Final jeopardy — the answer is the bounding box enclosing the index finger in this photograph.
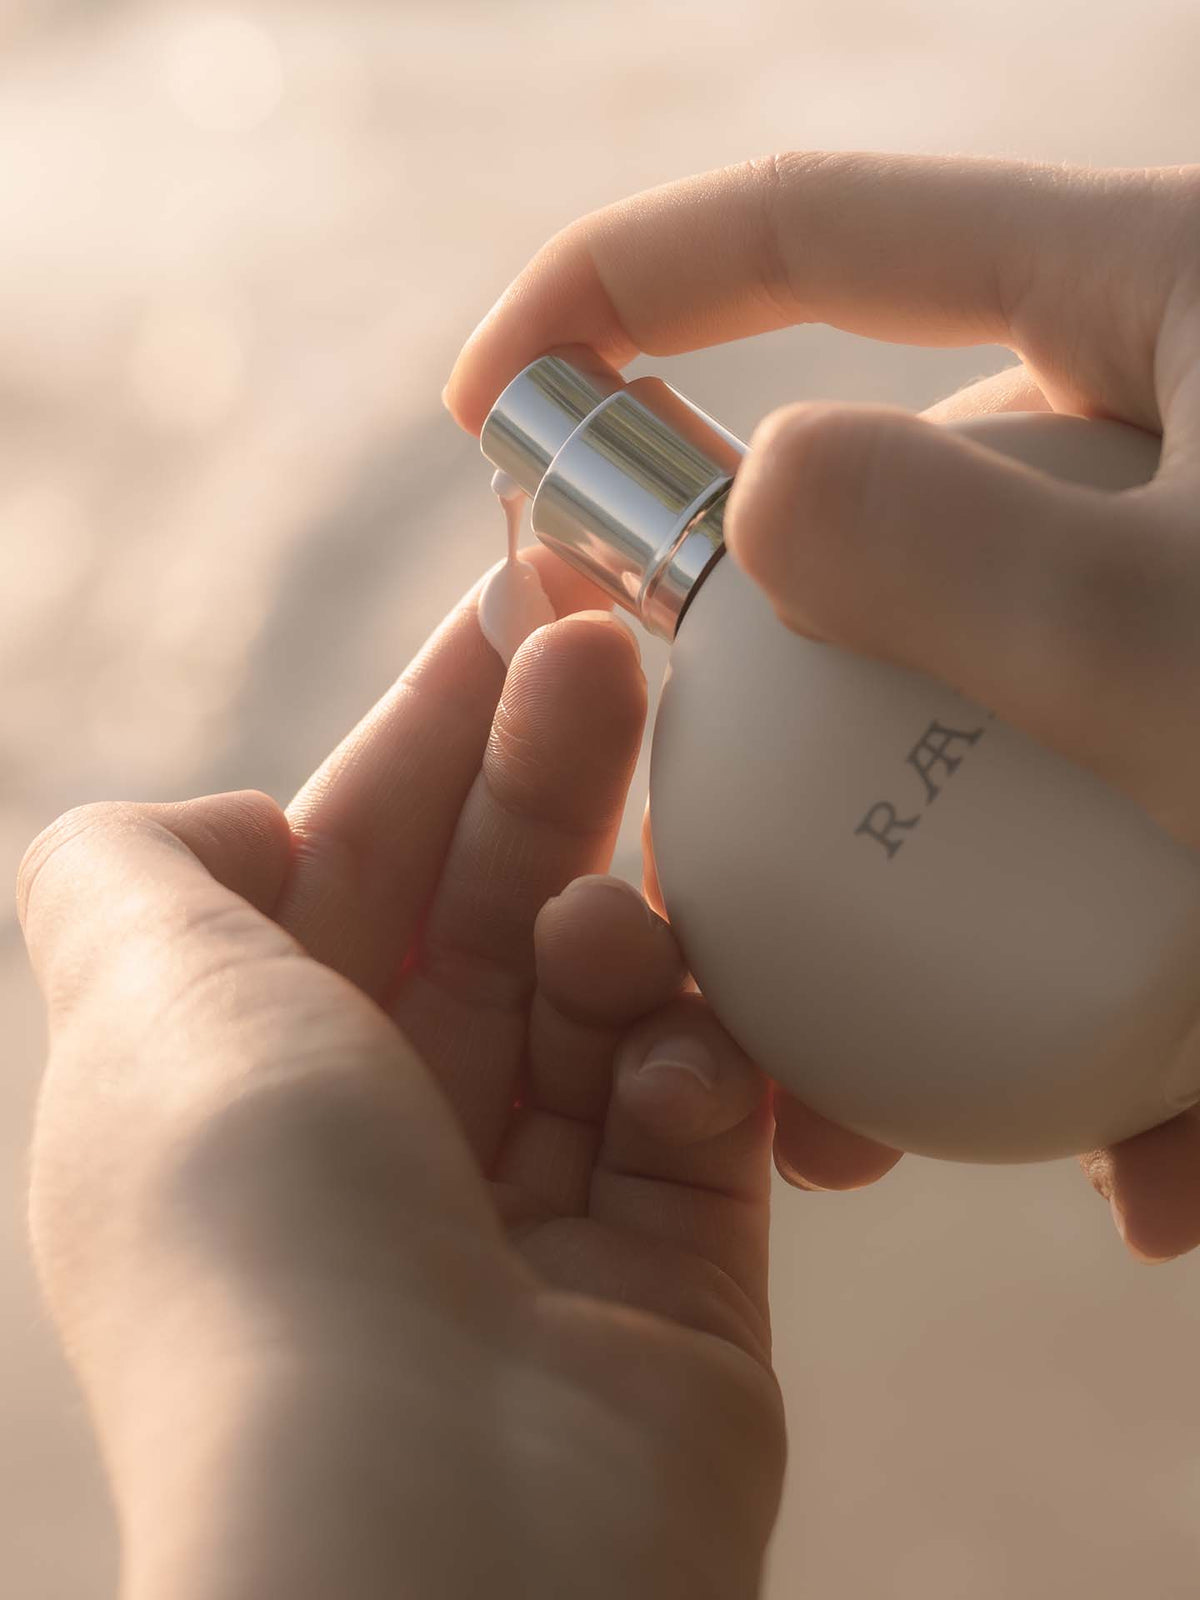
[279,544,612,999]
[444,152,1148,433]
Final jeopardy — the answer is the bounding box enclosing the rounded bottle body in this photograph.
[649,414,1200,1161]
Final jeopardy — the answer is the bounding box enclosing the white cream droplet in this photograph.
[479,470,555,666]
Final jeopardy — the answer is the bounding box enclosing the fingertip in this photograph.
[519,545,616,618]
[511,607,643,689]
[1093,1112,1200,1265]
[559,608,643,669]
[773,1147,831,1191]
[1109,1194,1180,1265]
[490,612,647,835]
[725,401,919,638]
[443,289,514,434]
[443,223,639,438]
[772,1089,903,1192]
[535,875,684,1029]
[442,361,489,437]
[506,608,646,749]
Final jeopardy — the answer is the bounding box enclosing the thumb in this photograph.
[21,793,518,1368]
[723,402,1194,841]
[17,791,292,1022]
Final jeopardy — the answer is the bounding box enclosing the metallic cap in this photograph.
[480,348,746,638]
[480,346,625,493]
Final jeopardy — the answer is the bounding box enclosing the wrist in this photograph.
[112,1301,734,1600]
[115,1315,512,1600]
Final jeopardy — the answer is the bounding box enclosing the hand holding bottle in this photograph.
[445,153,1200,1262]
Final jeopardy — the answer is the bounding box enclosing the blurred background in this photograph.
[2,1,1199,1595]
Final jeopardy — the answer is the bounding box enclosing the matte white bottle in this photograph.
[481,349,1200,1162]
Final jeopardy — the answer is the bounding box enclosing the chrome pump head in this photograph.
[479,346,746,639]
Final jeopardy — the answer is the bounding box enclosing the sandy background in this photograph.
[2,2,1199,1595]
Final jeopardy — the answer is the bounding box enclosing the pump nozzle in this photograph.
[480,348,746,638]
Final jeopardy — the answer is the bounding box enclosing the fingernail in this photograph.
[774,1152,829,1192]
[630,1035,715,1090]
[1109,1195,1173,1264]
[440,382,453,412]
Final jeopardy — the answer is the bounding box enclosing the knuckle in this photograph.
[740,152,836,320]
[739,155,796,323]
[767,148,868,186]
[745,148,864,199]
[16,801,143,929]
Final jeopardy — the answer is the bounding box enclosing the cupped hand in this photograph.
[446,152,1200,1262]
[18,551,783,1600]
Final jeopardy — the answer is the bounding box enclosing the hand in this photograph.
[445,152,1200,1262]
[18,552,784,1600]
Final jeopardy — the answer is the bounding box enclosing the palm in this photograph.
[389,911,782,1597]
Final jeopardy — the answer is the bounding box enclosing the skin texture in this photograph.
[20,555,784,1600]
[18,151,1200,1600]
[446,152,1200,1265]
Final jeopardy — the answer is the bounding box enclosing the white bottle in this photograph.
[481,348,1200,1162]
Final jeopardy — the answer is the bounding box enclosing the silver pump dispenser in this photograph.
[479,346,747,639]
